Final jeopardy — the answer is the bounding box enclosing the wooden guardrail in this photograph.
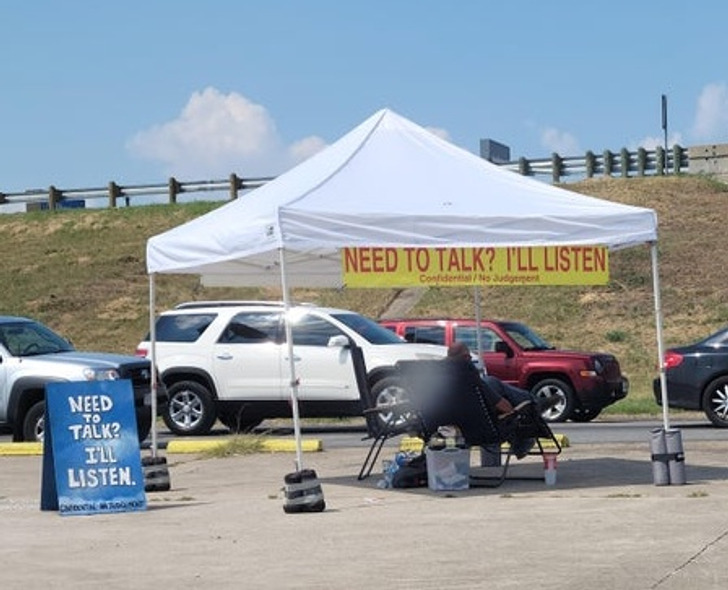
[0,145,693,211]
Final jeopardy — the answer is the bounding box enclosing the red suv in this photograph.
[379,318,628,423]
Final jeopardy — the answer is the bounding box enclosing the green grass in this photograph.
[1,175,726,420]
[201,435,265,458]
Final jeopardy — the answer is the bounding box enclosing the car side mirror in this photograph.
[494,341,514,358]
[327,335,351,348]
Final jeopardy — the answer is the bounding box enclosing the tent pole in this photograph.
[473,287,484,372]
[148,273,158,458]
[278,248,305,471]
[650,242,670,431]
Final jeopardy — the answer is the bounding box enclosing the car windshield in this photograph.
[0,320,75,357]
[502,321,554,351]
[332,313,407,345]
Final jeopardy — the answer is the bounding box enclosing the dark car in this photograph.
[653,326,728,427]
[380,318,628,423]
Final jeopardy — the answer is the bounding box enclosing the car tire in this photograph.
[570,407,601,422]
[369,376,410,429]
[531,378,575,423]
[702,376,728,428]
[22,400,46,442]
[163,381,217,436]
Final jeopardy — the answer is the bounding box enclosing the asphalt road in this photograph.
[3,416,726,448]
[276,417,728,448]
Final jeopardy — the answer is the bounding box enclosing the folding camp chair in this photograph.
[353,347,432,481]
[387,360,562,488]
[357,401,428,481]
[469,398,562,487]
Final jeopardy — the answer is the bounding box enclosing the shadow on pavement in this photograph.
[317,456,728,494]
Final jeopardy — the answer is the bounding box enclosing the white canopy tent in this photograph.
[146,108,670,469]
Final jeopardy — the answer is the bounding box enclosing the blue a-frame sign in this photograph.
[40,379,147,515]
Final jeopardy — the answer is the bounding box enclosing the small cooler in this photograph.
[425,446,470,491]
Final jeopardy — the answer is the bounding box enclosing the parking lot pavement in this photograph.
[2,440,728,589]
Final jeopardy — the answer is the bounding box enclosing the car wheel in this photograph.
[531,378,575,422]
[163,381,217,436]
[702,377,728,427]
[369,376,410,428]
[22,401,46,442]
[570,407,601,422]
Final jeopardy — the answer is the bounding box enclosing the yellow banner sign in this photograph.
[342,246,609,287]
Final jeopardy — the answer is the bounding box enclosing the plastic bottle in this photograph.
[543,453,557,485]
[395,451,409,466]
[379,459,395,488]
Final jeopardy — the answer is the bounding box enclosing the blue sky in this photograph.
[1,1,727,195]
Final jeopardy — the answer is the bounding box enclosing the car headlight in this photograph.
[593,358,604,374]
[82,368,120,381]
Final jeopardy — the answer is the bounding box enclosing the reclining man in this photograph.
[438,342,541,459]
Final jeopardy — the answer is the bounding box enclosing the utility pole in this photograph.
[661,94,668,174]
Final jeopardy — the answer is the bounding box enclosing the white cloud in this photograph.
[692,82,728,140]
[540,127,580,155]
[425,126,452,142]
[632,133,683,150]
[288,135,327,164]
[127,91,462,180]
[127,87,326,178]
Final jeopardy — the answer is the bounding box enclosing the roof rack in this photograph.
[174,301,286,310]
[173,300,318,310]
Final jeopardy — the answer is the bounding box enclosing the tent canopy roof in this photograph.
[147,108,657,287]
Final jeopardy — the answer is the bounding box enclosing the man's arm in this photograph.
[476,372,515,415]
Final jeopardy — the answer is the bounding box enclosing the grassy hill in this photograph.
[1,175,726,416]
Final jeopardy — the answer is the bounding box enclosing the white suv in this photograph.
[136,301,448,436]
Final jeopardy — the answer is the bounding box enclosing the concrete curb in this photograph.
[0,442,43,456]
[0,438,323,456]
